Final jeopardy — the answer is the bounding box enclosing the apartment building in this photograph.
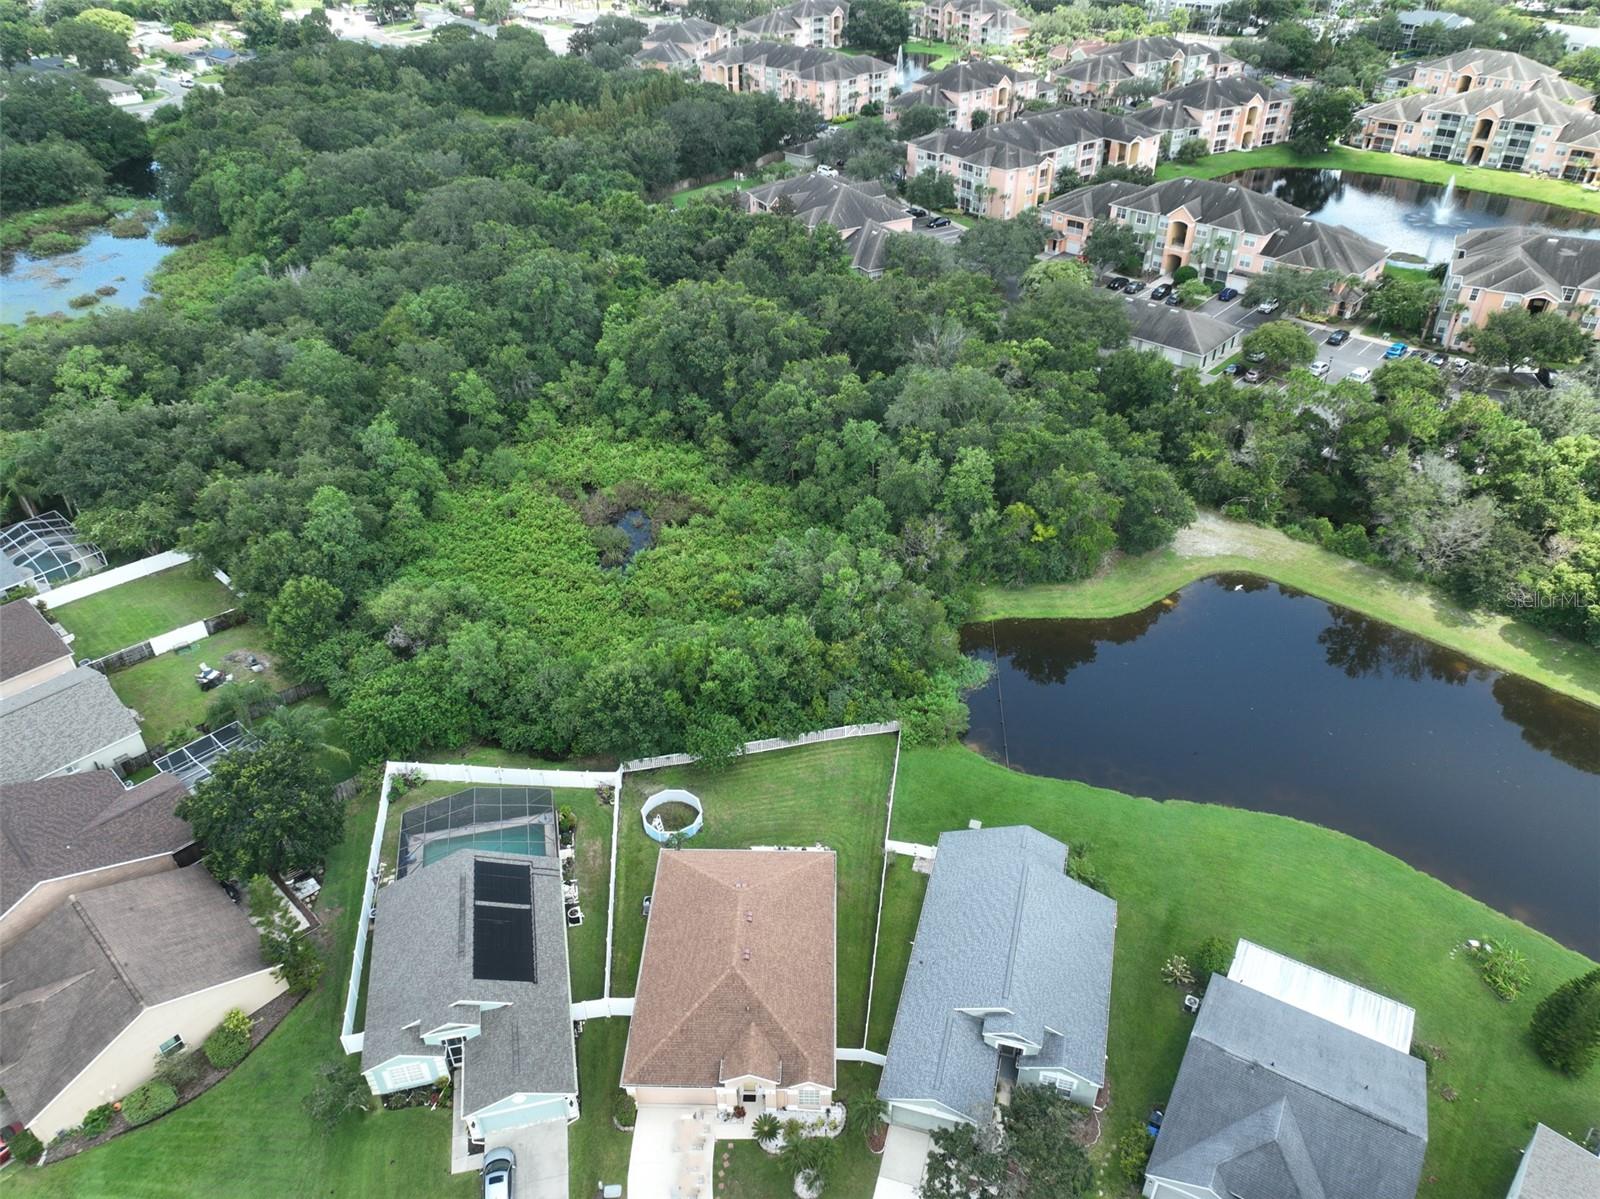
[738,173,915,276]
[905,107,1161,219]
[701,41,892,121]
[633,17,730,70]
[1433,227,1600,346]
[915,0,1030,47]
[1406,47,1594,108]
[1054,35,1243,106]
[888,59,1045,130]
[1394,8,1474,51]
[1134,76,1293,155]
[736,0,849,49]
[1355,87,1600,181]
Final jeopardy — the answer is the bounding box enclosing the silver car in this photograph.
[483,1147,515,1199]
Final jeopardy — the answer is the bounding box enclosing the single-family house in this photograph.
[1126,300,1242,370]
[889,59,1045,131]
[1406,48,1593,108]
[1548,22,1600,57]
[360,850,578,1141]
[622,849,836,1113]
[1394,8,1474,51]
[1143,940,1428,1199]
[0,600,75,700]
[914,0,1029,47]
[1133,75,1293,155]
[735,0,849,49]
[1504,1123,1600,1198]
[701,41,892,121]
[1434,227,1600,346]
[0,865,286,1142]
[739,173,915,276]
[879,827,1116,1134]
[1053,36,1242,107]
[0,770,193,942]
[93,77,140,106]
[0,665,147,786]
[1354,87,1600,181]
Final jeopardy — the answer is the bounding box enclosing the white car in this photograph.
[1256,299,1281,314]
[1347,366,1372,383]
[179,73,194,87]
[1309,360,1331,378]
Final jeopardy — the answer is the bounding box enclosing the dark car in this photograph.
[1428,352,1447,367]
[1150,282,1173,300]
[1124,279,1146,295]
[1325,329,1351,346]
[1217,287,1240,301]
[1106,276,1129,291]
[1164,291,1183,305]
[905,205,928,218]
[926,216,951,229]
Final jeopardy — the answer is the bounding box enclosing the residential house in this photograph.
[1505,1123,1600,1198]
[0,511,106,594]
[359,851,578,1143]
[191,45,251,69]
[1548,22,1600,56]
[1143,940,1428,1199]
[1126,299,1242,369]
[1039,177,1387,312]
[0,770,193,942]
[700,42,892,121]
[0,665,147,785]
[1133,75,1293,155]
[632,40,700,71]
[739,172,915,276]
[94,78,140,106]
[915,0,1030,47]
[0,600,75,700]
[878,827,1116,1134]
[1053,36,1242,107]
[621,849,835,1114]
[1354,88,1600,180]
[905,107,1162,220]
[640,17,730,59]
[1433,227,1600,346]
[889,59,1045,131]
[1394,8,1474,51]
[0,865,286,1142]
[1406,48,1594,107]
[735,0,849,49]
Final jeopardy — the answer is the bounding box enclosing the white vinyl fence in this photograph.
[28,550,218,608]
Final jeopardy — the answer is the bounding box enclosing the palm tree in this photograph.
[259,702,350,779]
[751,1111,782,1147]
[847,1093,888,1144]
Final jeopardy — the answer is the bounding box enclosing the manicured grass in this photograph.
[570,1016,632,1196]
[107,624,285,739]
[892,745,1600,1197]
[865,854,929,1054]
[8,777,475,1199]
[976,512,1600,709]
[1155,144,1600,214]
[672,177,742,207]
[610,737,896,1047]
[48,567,235,661]
[713,1064,885,1199]
[902,38,963,69]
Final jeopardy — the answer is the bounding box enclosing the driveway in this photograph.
[872,1125,932,1199]
[488,1119,570,1199]
[627,1104,714,1199]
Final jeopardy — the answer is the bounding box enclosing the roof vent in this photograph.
[745,911,754,922]
[742,949,752,961]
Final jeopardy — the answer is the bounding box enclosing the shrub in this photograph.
[1171,264,1199,286]
[108,216,150,239]
[612,1090,638,1128]
[94,285,118,296]
[303,1058,372,1128]
[1530,967,1600,1076]
[27,231,85,256]
[4,1127,43,1163]
[751,1111,782,1145]
[120,1081,178,1126]
[558,804,577,834]
[153,1048,208,1091]
[1191,935,1234,984]
[80,1103,115,1137]
[153,223,200,246]
[1473,942,1531,1001]
[1173,137,1209,164]
[203,1011,253,1069]
[1112,1122,1154,1184]
[67,293,101,309]
[1162,955,1195,988]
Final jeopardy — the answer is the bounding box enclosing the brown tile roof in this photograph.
[0,601,71,681]
[623,849,836,1090]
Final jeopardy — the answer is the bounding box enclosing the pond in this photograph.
[1,222,175,324]
[1222,167,1600,263]
[960,576,1600,955]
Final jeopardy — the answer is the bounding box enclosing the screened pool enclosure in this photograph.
[396,786,555,878]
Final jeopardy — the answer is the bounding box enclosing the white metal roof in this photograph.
[1227,939,1415,1054]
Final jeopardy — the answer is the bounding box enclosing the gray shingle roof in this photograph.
[634,41,697,66]
[361,851,577,1107]
[0,666,142,785]
[645,17,723,44]
[0,770,191,918]
[1147,975,1428,1199]
[1449,226,1600,296]
[1127,301,1239,357]
[878,827,1116,1124]
[0,600,71,681]
[1514,1123,1600,1198]
[705,40,890,80]
[1358,86,1600,145]
[910,106,1154,170]
[1412,47,1565,85]
[900,58,1037,101]
[0,865,267,1125]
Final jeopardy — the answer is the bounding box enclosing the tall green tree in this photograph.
[1242,322,1316,371]
[1241,267,1340,316]
[1083,221,1145,276]
[1287,85,1360,154]
[1465,307,1592,373]
[50,13,132,72]
[1530,967,1600,1076]
[843,0,911,59]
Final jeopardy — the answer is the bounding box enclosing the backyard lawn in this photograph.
[610,737,897,1047]
[891,745,1600,1197]
[711,1064,884,1199]
[865,854,929,1055]
[48,566,235,660]
[107,624,285,739]
[569,1017,632,1197]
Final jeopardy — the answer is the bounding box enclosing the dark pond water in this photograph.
[615,509,653,560]
[1224,168,1600,263]
[1,222,174,324]
[961,575,1600,954]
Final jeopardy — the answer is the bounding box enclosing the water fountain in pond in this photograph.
[1433,175,1457,226]
[896,43,907,88]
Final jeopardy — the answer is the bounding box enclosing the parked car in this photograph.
[1348,365,1373,383]
[926,216,951,229]
[1243,368,1263,383]
[1309,360,1331,378]
[180,73,195,87]
[1452,358,1472,375]
[1223,362,1240,376]
[1106,276,1129,291]
[483,1147,515,1199]
[1124,280,1146,295]
[1256,299,1281,314]
[1384,342,1408,359]
[1246,350,1267,364]
[815,164,838,177]
[1408,347,1428,359]
[905,205,928,218]
[1428,353,1447,367]
[1150,282,1173,300]
[1324,329,1350,346]
[1218,287,1240,301]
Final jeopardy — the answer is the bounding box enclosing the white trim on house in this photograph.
[0,846,188,924]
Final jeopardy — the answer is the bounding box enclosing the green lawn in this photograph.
[976,512,1600,709]
[672,177,743,207]
[713,1064,885,1199]
[8,779,475,1199]
[902,38,963,69]
[610,737,896,1047]
[1155,144,1600,214]
[107,624,285,740]
[891,745,1600,1197]
[865,854,929,1054]
[49,567,235,661]
[570,1017,632,1197]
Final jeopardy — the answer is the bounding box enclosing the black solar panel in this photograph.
[475,859,532,906]
[472,859,537,982]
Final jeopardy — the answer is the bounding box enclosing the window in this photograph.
[158,1034,185,1058]
[1468,287,1481,301]
[740,1088,758,1105]
[1563,287,1577,302]
[388,1061,433,1089]
[795,1087,822,1109]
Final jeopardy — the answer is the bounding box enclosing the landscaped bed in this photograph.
[48,567,236,661]
[711,1064,884,1199]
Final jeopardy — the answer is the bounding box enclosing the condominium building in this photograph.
[1394,8,1474,52]
[1054,35,1242,106]
[888,59,1046,131]
[735,0,849,49]
[905,108,1161,219]
[700,41,892,121]
[1133,76,1293,155]
[1433,227,1600,346]
[1405,48,1594,108]
[1355,88,1600,181]
[738,173,915,276]
[915,0,1030,47]
[633,18,731,70]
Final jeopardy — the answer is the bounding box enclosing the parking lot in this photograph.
[911,215,966,245]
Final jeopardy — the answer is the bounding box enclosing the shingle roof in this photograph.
[1263,218,1387,277]
[622,849,836,1090]
[1358,86,1600,144]
[705,40,889,80]
[1412,47,1564,84]
[1127,301,1239,357]
[361,851,577,1108]
[1514,1123,1600,1198]
[1448,226,1600,296]
[743,173,910,234]
[0,600,71,681]
[1141,75,1290,119]
[0,771,191,918]
[1038,179,1145,220]
[645,17,723,44]
[901,58,1037,100]
[1146,975,1428,1199]
[910,106,1154,170]
[878,827,1116,1124]
[0,866,267,1125]
[0,666,142,785]
[634,41,697,66]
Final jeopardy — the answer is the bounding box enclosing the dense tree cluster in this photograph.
[0,68,151,207]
